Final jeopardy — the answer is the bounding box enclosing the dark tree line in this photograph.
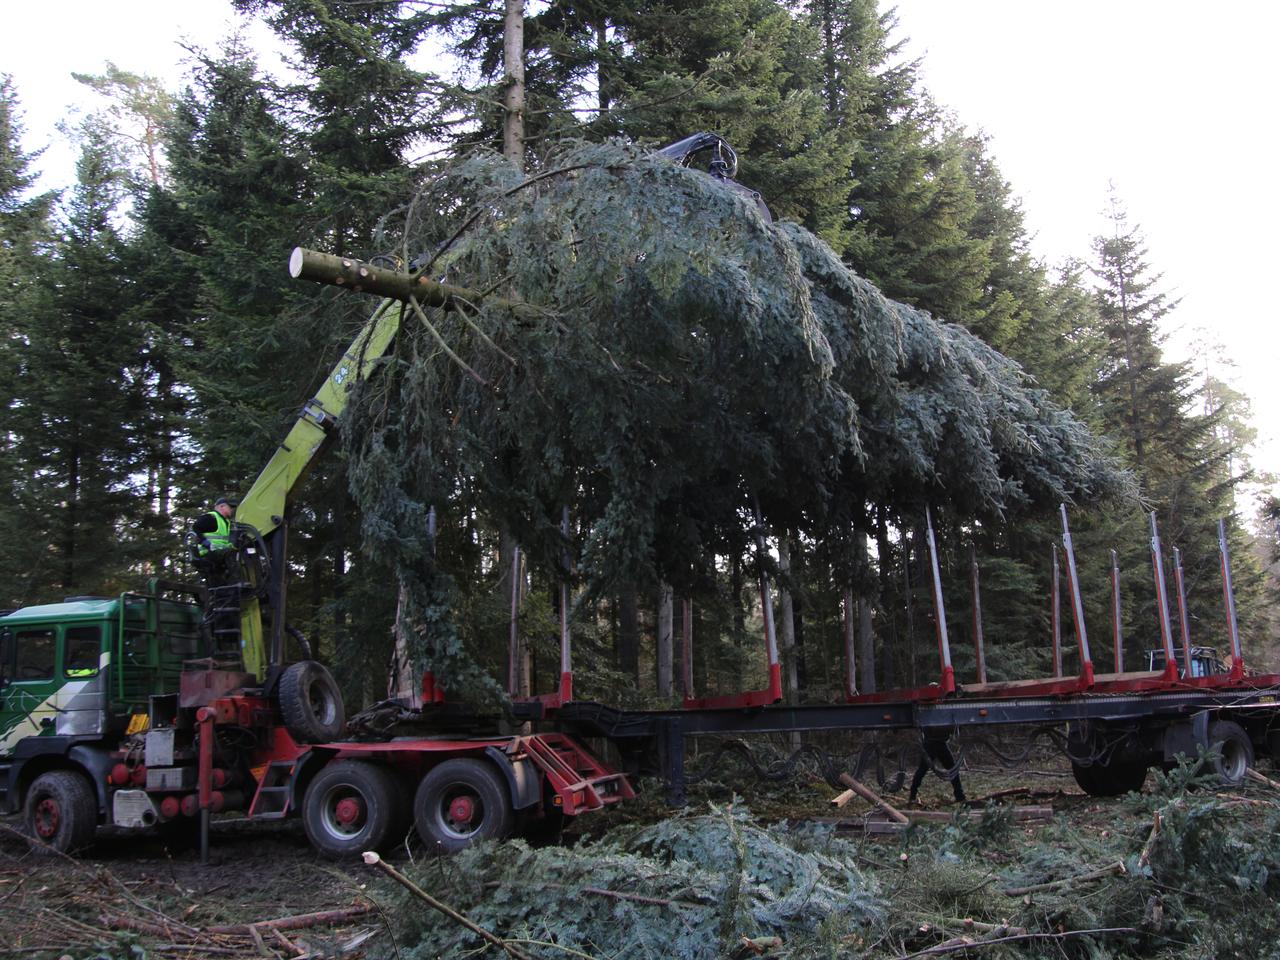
[0,0,1273,706]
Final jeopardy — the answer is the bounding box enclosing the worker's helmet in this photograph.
[214,496,239,508]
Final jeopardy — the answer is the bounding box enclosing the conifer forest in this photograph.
[2,2,1280,958]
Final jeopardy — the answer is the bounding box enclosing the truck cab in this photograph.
[0,583,204,830]
[1145,646,1228,678]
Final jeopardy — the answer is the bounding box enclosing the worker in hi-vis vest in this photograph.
[191,496,239,587]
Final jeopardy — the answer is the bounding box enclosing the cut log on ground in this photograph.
[1002,860,1126,897]
[838,773,910,824]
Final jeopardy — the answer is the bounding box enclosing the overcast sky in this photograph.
[5,0,1278,507]
[889,0,1280,503]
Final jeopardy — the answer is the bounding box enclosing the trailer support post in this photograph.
[1111,549,1123,673]
[558,506,573,703]
[1060,505,1094,686]
[924,507,955,693]
[1051,545,1062,678]
[1173,546,1193,679]
[1218,519,1245,680]
[1149,513,1178,680]
[970,545,987,684]
[658,717,686,807]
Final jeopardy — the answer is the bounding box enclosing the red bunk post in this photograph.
[924,507,956,694]
[969,545,987,684]
[1218,519,1245,681]
[1059,505,1094,688]
[1172,546,1194,679]
[1111,549,1123,673]
[1050,544,1062,678]
[557,506,573,704]
[1149,512,1179,681]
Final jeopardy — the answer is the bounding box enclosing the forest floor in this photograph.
[2,750,1279,960]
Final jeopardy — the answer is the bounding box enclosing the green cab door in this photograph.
[0,625,60,755]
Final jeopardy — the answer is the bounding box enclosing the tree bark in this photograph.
[656,583,673,697]
[502,0,525,167]
[618,582,640,683]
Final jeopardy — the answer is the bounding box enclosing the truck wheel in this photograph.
[1207,720,1253,786]
[302,760,404,859]
[414,759,513,854]
[279,660,345,743]
[26,771,97,854]
[1071,758,1146,797]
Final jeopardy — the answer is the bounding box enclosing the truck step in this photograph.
[519,734,636,816]
[248,761,296,819]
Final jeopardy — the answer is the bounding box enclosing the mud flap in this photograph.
[485,746,540,811]
[1162,711,1210,764]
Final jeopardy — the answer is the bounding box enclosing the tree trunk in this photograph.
[596,20,610,114]
[618,582,640,683]
[858,597,875,694]
[656,583,673,697]
[502,0,525,166]
[62,439,80,590]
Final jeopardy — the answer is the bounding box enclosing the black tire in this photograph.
[1071,758,1147,797]
[279,660,345,743]
[413,758,513,854]
[1207,719,1253,786]
[302,760,404,859]
[26,771,97,854]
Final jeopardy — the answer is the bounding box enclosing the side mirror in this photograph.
[0,628,10,688]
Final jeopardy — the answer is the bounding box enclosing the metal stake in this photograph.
[1050,544,1062,678]
[924,507,955,692]
[559,506,573,702]
[1110,549,1123,673]
[1172,546,1193,679]
[1060,505,1093,684]
[1218,519,1244,678]
[970,545,987,684]
[1149,513,1177,678]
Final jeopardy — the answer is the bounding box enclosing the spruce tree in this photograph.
[0,76,57,607]
[7,120,141,596]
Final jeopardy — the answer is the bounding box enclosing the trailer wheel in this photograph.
[26,771,97,854]
[414,758,513,854]
[302,760,404,859]
[279,660,345,743]
[1207,720,1253,786]
[1071,758,1147,797]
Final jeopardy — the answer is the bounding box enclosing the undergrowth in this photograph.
[376,770,1280,960]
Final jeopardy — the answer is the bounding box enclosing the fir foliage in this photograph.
[339,141,1128,699]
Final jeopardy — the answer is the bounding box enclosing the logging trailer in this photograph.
[2,137,1279,861]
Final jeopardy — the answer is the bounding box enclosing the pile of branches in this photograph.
[377,766,1280,959]
[339,142,1131,699]
[0,825,376,958]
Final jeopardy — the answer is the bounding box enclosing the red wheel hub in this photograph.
[334,797,363,826]
[34,798,60,839]
[448,795,476,825]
